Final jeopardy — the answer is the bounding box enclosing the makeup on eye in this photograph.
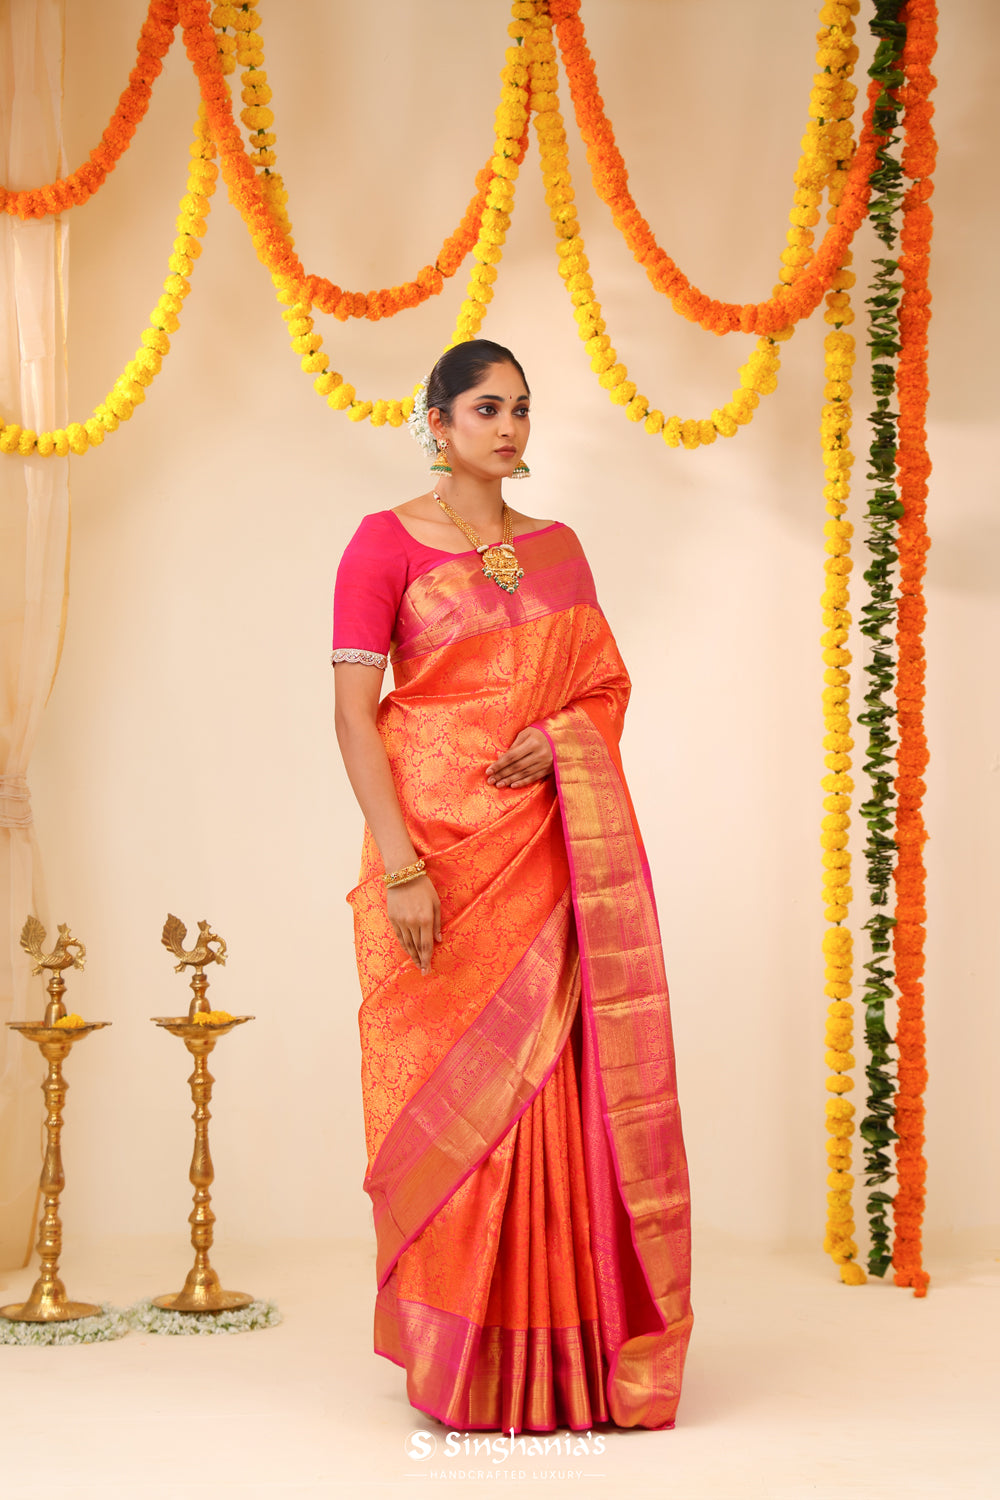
[475,402,531,417]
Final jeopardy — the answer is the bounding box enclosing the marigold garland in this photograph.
[0,0,493,320]
[0,0,178,220]
[890,0,936,1300]
[818,159,865,1285]
[0,107,217,458]
[182,0,529,425]
[528,0,863,447]
[548,0,878,339]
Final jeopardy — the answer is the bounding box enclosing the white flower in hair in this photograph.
[407,378,439,458]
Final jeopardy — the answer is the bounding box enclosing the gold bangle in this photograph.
[383,858,426,889]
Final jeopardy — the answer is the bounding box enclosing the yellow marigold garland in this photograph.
[526,0,860,448]
[815,37,864,1279]
[0,106,217,458]
[820,311,864,1285]
[215,3,294,243]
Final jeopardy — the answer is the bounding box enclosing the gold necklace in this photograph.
[433,492,525,595]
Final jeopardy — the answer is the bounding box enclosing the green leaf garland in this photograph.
[858,0,907,1278]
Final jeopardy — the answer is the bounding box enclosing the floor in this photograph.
[2,1229,997,1499]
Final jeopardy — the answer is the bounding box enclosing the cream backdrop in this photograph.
[15,1,998,1258]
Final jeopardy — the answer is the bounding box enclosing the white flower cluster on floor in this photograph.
[126,1298,282,1336]
[0,1305,130,1345]
[0,1298,281,1344]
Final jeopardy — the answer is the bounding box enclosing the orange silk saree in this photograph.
[348,524,692,1432]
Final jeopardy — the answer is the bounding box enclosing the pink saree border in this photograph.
[376,1283,606,1433]
[392,528,600,663]
[366,890,580,1288]
[539,704,693,1431]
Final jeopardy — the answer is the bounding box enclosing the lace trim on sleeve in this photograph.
[331,648,388,669]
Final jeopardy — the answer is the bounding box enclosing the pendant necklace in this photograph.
[433,492,525,595]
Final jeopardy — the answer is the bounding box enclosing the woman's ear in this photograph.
[427,407,447,444]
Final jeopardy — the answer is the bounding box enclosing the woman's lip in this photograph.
[496,447,517,456]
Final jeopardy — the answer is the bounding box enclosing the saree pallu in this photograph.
[348,525,692,1431]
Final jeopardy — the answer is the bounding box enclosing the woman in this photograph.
[332,340,691,1433]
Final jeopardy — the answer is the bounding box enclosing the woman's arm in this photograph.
[334,663,442,974]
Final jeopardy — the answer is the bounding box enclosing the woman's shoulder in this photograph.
[342,510,410,556]
[511,509,556,538]
[337,512,408,585]
[350,509,400,539]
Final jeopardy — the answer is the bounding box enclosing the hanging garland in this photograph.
[856,0,907,1279]
[528,0,865,446]
[548,0,877,339]
[818,145,865,1282]
[0,0,178,220]
[890,0,936,1300]
[0,0,494,325]
[0,107,217,457]
[180,0,529,425]
[0,0,527,448]
[0,0,907,457]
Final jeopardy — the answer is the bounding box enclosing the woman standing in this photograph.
[332,339,691,1433]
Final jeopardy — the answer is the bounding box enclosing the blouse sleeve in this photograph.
[331,513,408,669]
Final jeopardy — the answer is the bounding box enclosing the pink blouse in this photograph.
[331,511,563,668]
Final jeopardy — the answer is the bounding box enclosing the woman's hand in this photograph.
[487,727,553,789]
[386,875,442,975]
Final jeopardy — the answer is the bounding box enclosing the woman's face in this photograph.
[431,361,530,480]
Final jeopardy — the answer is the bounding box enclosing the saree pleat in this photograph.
[350,526,691,1432]
[468,1035,609,1432]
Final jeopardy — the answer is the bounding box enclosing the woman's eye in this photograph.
[477,404,497,416]
[515,406,530,418]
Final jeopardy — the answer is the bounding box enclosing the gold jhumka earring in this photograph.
[510,458,531,479]
[429,441,452,477]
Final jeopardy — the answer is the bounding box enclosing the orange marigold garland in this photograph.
[0,0,178,220]
[0,107,217,457]
[890,0,936,1300]
[548,0,877,338]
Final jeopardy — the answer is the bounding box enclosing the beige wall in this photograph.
[24,1,999,1251]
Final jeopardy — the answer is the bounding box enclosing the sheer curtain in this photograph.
[0,0,70,1269]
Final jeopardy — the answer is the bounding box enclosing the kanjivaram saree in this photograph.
[334,512,691,1431]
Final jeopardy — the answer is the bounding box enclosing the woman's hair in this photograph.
[426,340,530,425]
